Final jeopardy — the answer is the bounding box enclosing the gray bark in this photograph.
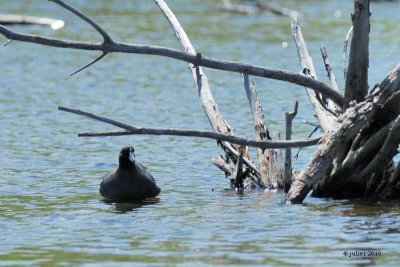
[284,101,298,192]
[243,74,284,188]
[344,0,370,109]
[291,20,339,133]
[285,64,400,204]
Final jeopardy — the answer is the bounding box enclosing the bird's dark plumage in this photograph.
[99,146,160,201]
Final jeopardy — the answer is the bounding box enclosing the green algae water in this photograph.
[1,0,400,266]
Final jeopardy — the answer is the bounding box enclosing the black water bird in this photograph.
[99,146,160,201]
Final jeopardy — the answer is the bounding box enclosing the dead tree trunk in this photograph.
[344,0,370,109]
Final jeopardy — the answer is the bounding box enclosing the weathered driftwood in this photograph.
[291,19,339,133]
[0,14,65,30]
[286,64,400,203]
[344,0,370,109]
[284,101,298,192]
[243,74,284,188]
[58,106,321,150]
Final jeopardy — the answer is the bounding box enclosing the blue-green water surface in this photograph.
[1,1,400,266]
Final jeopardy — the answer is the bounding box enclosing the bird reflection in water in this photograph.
[101,198,160,213]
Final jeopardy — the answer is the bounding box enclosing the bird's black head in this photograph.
[119,146,135,167]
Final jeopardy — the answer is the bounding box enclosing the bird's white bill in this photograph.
[129,151,135,163]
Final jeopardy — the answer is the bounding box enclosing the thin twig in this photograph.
[293,126,319,160]
[320,45,340,92]
[70,52,108,76]
[58,106,322,149]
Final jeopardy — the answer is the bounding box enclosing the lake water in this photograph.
[1,0,400,266]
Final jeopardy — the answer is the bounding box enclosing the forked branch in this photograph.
[0,0,344,107]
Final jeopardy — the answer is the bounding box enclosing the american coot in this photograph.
[99,146,161,201]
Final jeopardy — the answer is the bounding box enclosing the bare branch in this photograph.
[291,19,339,132]
[50,0,113,44]
[58,106,322,149]
[70,52,108,76]
[284,101,298,192]
[0,24,344,106]
[77,128,322,150]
